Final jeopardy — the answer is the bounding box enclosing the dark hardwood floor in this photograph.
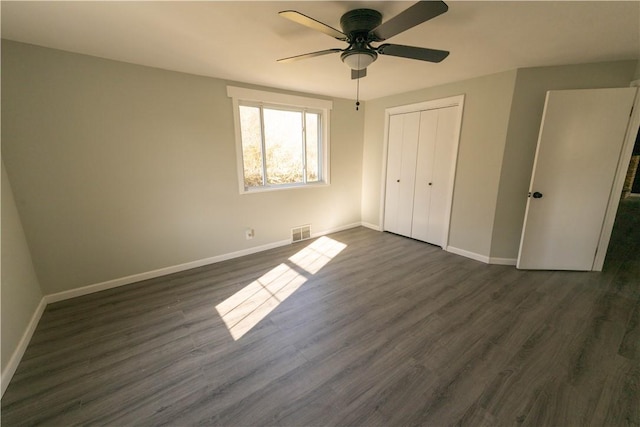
[2,199,639,426]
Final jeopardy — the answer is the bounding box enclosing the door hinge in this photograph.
[631,105,634,117]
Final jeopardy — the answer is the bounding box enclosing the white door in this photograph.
[411,110,437,242]
[383,112,420,236]
[411,106,458,246]
[517,88,637,270]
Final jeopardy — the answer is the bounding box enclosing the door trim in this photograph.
[593,85,640,270]
[379,94,465,249]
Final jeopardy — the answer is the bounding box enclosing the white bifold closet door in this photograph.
[384,106,458,247]
[384,112,420,237]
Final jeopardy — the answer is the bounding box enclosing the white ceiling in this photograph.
[2,1,639,100]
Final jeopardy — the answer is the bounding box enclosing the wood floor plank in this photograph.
[619,297,640,360]
[564,317,627,389]
[519,376,595,427]
[274,383,349,427]
[2,199,639,425]
[475,323,572,423]
[401,336,512,426]
[76,350,206,425]
[589,355,640,426]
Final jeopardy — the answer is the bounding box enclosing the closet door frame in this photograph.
[379,95,465,249]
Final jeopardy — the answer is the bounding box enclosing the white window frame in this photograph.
[227,86,332,194]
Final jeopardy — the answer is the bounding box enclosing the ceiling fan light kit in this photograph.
[278,1,450,109]
[341,49,377,70]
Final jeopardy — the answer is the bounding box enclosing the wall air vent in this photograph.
[291,225,311,243]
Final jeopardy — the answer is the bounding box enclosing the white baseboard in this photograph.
[1,297,46,397]
[446,246,517,265]
[44,227,515,306]
[310,222,362,238]
[361,222,382,231]
[488,256,518,266]
[446,246,490,264]
[46,223,366,304]
[45,239,292,304]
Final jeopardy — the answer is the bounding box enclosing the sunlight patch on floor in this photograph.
[216,236,347,340]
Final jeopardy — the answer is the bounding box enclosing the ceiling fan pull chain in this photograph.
[356,55,360,111]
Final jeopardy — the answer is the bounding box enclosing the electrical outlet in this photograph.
[245,228,254,240]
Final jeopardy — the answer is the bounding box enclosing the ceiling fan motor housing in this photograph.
[340,9,382,39]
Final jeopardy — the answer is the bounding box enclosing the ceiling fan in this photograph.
[277,1,450,80]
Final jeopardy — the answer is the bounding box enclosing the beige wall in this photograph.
[1,161,43,374]
[361,70,517,257]
[490,60,638,259]
[3,39,637,300]
[1,41,364,294]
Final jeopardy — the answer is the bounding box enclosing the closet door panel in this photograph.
[426,106,458,246]
[396,112,420,236]
[384,112,419,236]
[411,110,438,242]
[383,114,405,234]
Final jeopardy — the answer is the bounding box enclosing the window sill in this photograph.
[240,181,329,194]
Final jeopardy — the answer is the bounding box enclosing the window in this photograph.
[228,86,332,193]
[239,104,321,187]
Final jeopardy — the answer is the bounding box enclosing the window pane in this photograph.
[239,105,263,187]
[264,108,303,185]
[306,113,320,182]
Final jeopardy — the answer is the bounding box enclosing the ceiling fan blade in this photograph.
[369,1,448,41]
[277,49,343,63]
[377,44,449,63]
[351,68,367,80]
[279,11,347,41]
